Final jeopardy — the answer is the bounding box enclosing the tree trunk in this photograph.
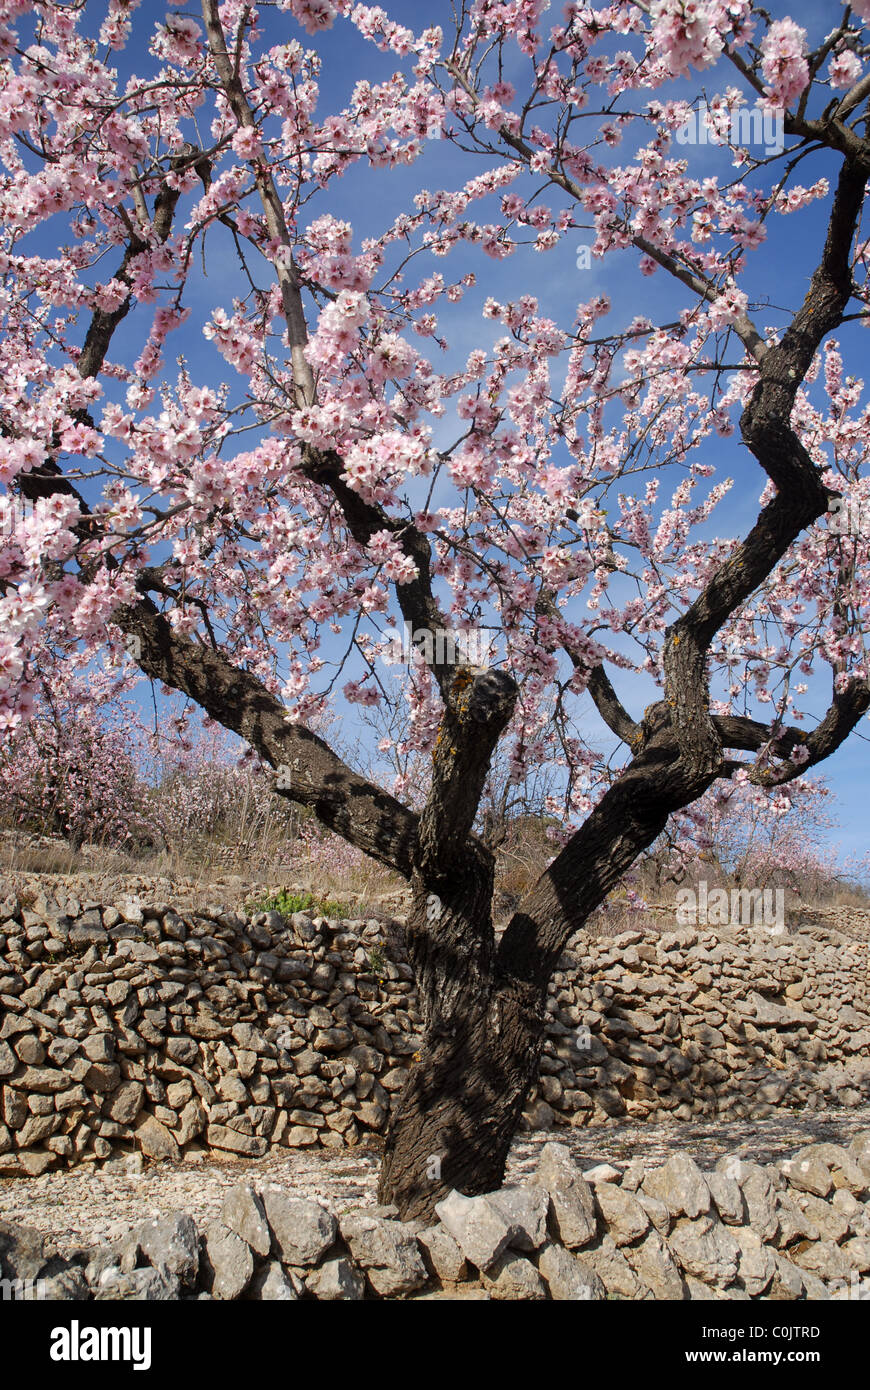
[377,977,545,1219]
[379,727,720,1220]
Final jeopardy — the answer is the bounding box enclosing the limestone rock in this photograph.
[138,1213,199,1286]
[434,1191,516,1271]
[848,1131,870,1180]
[668,1216,741,1288]
[769,1251,806,1301]
[134,1114,180,1163]
[204,1124,267,1158]
[537,1243,606,1301]
[783,1146,834,1198]
[582,1162,623,1185]
[221,1183,271,1258]
[532,1143,597,1249]
[486,1184,549,1252]
[417,1225,469,1284]
[841,1236,870,1273]
[594,1182,650,1246]
[792,1192,850,1244]
[482,1251,548,1300]
[95,1268,180,1300]
[35,1268,90,1300]
[625,1230,687,1300]
[774,1191,820,1248]
[0,1220,47,1281]
[339,1211,427,1296]
[249,1261,299,1300]
[306,1257,365,1301]
[642,1152,711,1220]
[790,1238,854,1283]
[582,1234,642,1298]
[635,1192,672,1237]
[202,1221,254,1300]
[721,1160,779,1243]
[806,1143,867,1197]
[261,1190,337,1267]
[732,1226,775,1296]
[104,1082,144,1126]
[707,1171,745,1226]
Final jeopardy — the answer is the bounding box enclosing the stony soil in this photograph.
[3,1109,867,1258]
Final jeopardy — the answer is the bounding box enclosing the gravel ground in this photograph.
[2,1109,868,1257]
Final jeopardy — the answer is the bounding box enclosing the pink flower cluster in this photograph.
[649,0,730,77]
[759,18,809,110]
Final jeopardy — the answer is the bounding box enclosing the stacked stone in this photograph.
[529,925,870,1129]
[2,1136,868,1300]
[1,886,869,1176]
[0,887,423,1175]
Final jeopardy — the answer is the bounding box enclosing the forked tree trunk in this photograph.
[378,734,715,1219]
[377,976,546,1219]
[376,855,543,1218]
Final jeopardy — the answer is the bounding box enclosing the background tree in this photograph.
[143,715,299,866]
[0,666,149,849]
[636,776,836,893]
[3,1,870,1217]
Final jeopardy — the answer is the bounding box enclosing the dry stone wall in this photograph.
[0,880,869,1176]
[2,1137,869,1300]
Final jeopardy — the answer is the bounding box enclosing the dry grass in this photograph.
[3,814,866,931]
[0,826,409,917]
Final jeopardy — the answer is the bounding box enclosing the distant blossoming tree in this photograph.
[638,775,837,891]
[0,668,148,847]
[3,0,870,1216]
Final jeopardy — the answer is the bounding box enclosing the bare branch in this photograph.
[750,676,870,786]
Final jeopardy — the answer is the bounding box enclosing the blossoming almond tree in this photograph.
[0,665,150,847]
[3,0,870,1217]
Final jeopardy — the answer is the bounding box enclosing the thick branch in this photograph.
[750,675,870,786]
[712,713,805,756]
[301,448,458,699]
[415,667,519,882]
[662,157,868,775]
[536,590,639,746]
[496,732,718,990]
[833,72,870,124]
[116,596,420,875]
[586,665,640,747]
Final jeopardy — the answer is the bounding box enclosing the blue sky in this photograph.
[12,1,870,874]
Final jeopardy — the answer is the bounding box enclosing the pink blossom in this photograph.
[760,18,809,110]
[281,0,338,35]
[707,280,749,330]
[828,51,863,90]
[232,126,263,160]
[649,0,728,77]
